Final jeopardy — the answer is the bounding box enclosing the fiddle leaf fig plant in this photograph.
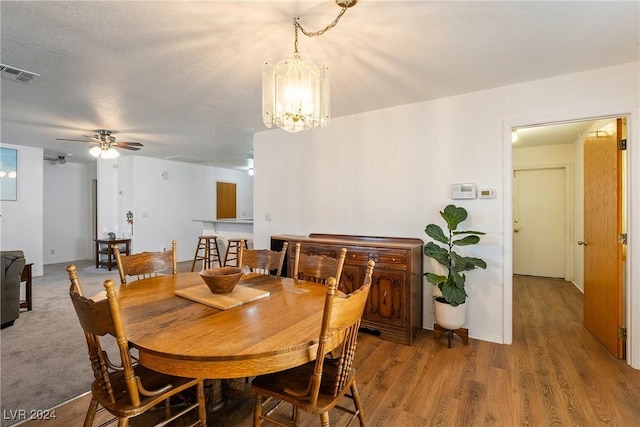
[423,204,487,307]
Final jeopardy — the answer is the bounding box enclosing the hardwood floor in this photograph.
[19,275,640,426]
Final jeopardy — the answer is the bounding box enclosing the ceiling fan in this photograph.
[43,154,70,164]
[56,129,143,159]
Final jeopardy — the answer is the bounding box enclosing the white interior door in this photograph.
[513,167,567,278]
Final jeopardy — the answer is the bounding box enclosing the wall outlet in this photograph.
[265,213,272,221]
[50,249,55,255]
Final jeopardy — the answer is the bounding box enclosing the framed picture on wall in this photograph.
[0,147,18,201]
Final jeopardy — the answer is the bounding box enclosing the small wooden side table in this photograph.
[20,263,33,312]
[95,238,131,271]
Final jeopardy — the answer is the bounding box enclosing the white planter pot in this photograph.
[431,284,443,298]
[434,297,466,330]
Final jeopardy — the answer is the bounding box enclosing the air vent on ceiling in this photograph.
[164,155,208,164]
[0,63,40,84]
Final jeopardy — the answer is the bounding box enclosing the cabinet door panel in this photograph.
[366,270,405,327]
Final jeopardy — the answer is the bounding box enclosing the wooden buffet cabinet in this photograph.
[271,234,423,345]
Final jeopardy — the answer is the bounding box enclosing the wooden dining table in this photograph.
[117,272,341,379]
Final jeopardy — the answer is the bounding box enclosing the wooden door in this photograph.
[513,167,566,278]
[583,120,624,358]
[216,182,236,219]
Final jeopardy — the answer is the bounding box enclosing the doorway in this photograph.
[511,117,627,359]
[513,166,568,278]
[216,181,237,219]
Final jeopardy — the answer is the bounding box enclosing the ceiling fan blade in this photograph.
[118,145,141,151]
[55,138,91,142]
[116,141,144,147]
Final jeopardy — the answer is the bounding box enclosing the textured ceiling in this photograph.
[1,1,638,168]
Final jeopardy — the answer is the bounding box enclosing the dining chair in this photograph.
[114,240,177,284]
[251,260,375,427]
[292,242,347,285]
[66,264,206,427]
[238,241,288,278]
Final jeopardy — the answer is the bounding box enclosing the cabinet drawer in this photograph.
[295,244,408,268]
[345,248,408,268]
[304,245,341,258]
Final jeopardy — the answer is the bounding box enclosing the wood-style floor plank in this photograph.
[19,275,640,426]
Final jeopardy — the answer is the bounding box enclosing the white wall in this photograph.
[97,156,253,262]
[512,144,574,170]
[96,158,120,239]
[43,161,95,264]
[253,61,640,346]
[0,144,44,276]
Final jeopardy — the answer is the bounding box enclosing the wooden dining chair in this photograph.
[114,240,177,284]
[66,264,206,427]
[238,241,288,278]
[251,260,375,427]
[292,242,347,285]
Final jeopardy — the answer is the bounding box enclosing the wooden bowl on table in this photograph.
[199,267,243,294]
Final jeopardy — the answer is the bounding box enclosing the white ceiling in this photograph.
[1,1,638,168]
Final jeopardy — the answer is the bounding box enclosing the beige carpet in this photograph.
[0,259,193,427]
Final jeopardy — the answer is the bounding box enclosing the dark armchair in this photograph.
[1,250,26,328]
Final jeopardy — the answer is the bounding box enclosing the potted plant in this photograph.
[423,204,486,330]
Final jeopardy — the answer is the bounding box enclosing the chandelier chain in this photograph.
[293,4,349,54]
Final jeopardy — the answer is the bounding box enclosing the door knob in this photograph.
[578,240,589,246]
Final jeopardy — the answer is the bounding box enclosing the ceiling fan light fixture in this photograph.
[103,147,120,159]
[90,145,120,159]
[262,0,355,133]
[89,146,102,158]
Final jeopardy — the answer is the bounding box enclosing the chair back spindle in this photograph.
[308,260,373,404]
[293,242,347,285]
[114,240,177,284]
[238,241,288,277]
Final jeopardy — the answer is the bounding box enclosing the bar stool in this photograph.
[191,235,222,272]
[223,238,249,267]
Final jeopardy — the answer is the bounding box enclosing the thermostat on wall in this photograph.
[451,183,477,199]
[479,189,496,199]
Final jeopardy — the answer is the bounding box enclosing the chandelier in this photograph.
[262,0,357,133]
